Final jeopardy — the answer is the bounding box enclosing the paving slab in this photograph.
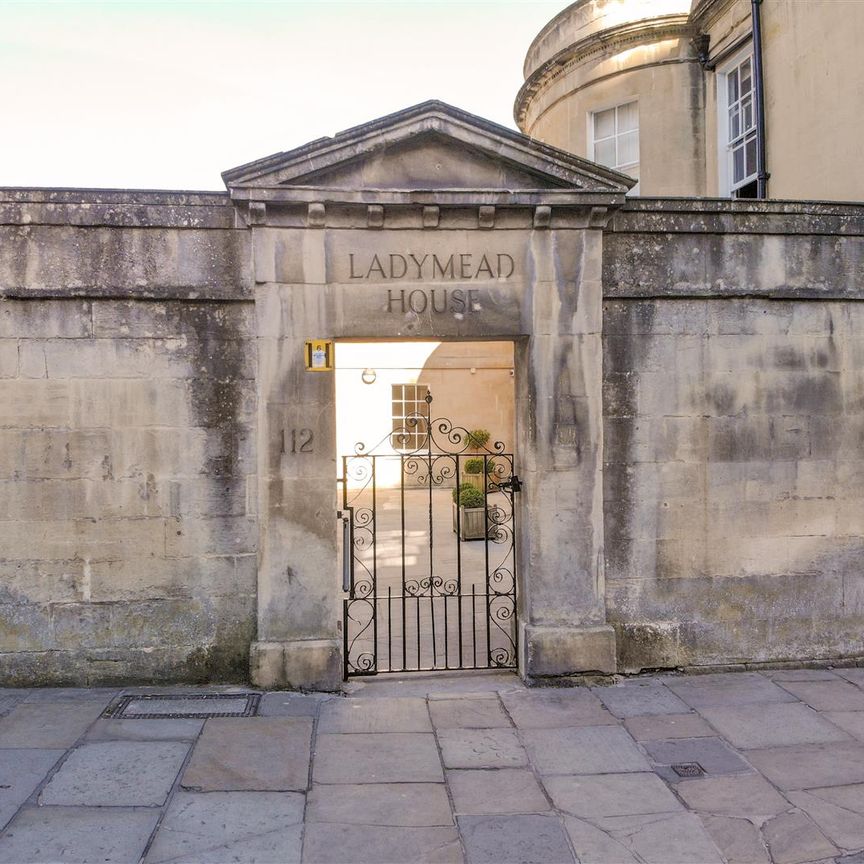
[22,688,119,705]
[589,812,725,864]
[458,814,574,864]
[437,727,526,769]
[318,697,431,733]
[0,805,159,863]
[302,823,463,863]
[313,732,443,784]
[643,736,752,778]
[543,772,681,818]
[664,672,797,709]
[447,769,549,815]
[500,687,616,728]
[40,740,190,806]
[257,692,331,717]
[762,809,837,864]
[747,742,864,790]
[698,701,851,749]
[345,672,518,699]
[307,782,453,826]
[0,749,64,830]
[699,815,771,864]
[766,669,840,682]
[675,773,789,819]
[145,790,304,864]
[624,712,714,741]
[787,785,864,850]
[563,817,640,863]
[182,717,312,792]
[823,711,864,741]
[0,697,23,718]
[835,668,864,687]
[592,682,690,718]
[522,725,650,775]
[429,697,511,729]
[85,718,204,741]
[0,701,105,748]
[777,679,864,711]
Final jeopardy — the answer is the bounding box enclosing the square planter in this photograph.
[452,502,488,541]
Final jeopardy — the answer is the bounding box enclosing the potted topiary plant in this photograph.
[462,457,486,493]
[452,482,487,541]
[467,428,490,451]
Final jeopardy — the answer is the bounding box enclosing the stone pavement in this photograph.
[4,670,864,862]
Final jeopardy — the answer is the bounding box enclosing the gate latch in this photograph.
[498,474,523,493]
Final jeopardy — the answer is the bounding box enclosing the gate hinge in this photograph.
[499,475,522,493]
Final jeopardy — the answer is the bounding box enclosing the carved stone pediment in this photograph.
[222,101,635,195]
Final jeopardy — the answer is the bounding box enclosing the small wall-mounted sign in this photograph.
[304,339,334,371]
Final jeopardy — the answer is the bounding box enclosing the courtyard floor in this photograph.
[3,668,864,862]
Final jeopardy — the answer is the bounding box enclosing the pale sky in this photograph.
[0,0,566,190]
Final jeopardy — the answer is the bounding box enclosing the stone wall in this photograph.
[603,200,864,671]
[0,191,257,684]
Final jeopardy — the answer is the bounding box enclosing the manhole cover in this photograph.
[672,762,705,777]
[104,693,260,719]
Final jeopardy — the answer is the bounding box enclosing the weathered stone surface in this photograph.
[698,701,851,749]
[762,810,837,864]
[145,790,304,864]
[776,679,864,711]
[307,783,453,826]
[257,692,331,717]
[448,769,549,816]
[500,687,616,728]
[747,742,864,790]
[644,737,752,778]
[182,718,312,792]
[787,784,864,850]
[675,774,788,819]
[624,712,714,741]
[592,682,690,718]
[822,711,864,741]
[563,817,641,863]
[40,740,190,806]
[575,812,724,863]
[85,718,204,741]
[0,701,104,748]
[429,697,511,729]
[699,815,771,864]
[302,824,463,864]
[664,674,797,709]
[522,725,650,774]
[313,733,443,784]
[0,805,159,864]
[437,728,527,769]
[458,814,575,864]
[318,697,431,733]
[543,772,681,818]
[0,749,64,830]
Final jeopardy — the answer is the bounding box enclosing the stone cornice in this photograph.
[514,15,694,130]
[690,0,742,31]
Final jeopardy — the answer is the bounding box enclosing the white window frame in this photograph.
[716,45,759,197]
[588,100,640,193]
[391,383,429,451]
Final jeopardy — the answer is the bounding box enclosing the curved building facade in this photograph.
[517,0,864,200]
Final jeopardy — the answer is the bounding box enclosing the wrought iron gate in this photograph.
[339,394,520,678]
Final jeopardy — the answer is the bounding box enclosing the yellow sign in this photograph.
[304,339,334,371]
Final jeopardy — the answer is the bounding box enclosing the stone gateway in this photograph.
[1,102,862,689]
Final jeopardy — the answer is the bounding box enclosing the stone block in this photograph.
[0,701,104,748]
[40,740,190,806]
[458,814,575,864]
[643,737,752,778]
[543,772,681,818]
[307,783,453,826]
[522,726,649,775]
[521,624,616,678]
[676,774,788,819]
[429,697,511,729]
[437,728,527,769]
[592,681,690,718]
[0,805,159,864]
[762,810,837,864]
[313,733,443,784]
[747,742,864,790]
[623,712,716,741]
[0,749,64,831]
[251,639,342,691]
[145,790,304,864]
[302,824,462,864]
[448,769,549,816]
[181,717,313,792]
[700,815,770,864]
[500,687,616,728]
[0,341,16,377]
[318,697,431,733]
[0,300,93,338]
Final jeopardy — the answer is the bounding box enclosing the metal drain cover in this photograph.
[105,693,260,719]
[672,762,705,778]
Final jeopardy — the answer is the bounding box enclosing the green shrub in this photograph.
[463,457,485,474]
[467,428,490,449]
[452,482,473,503]
[457,485,485,509]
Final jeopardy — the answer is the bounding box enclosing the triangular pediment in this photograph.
[222,101,635,194]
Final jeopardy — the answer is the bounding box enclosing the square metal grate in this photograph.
[671,762,705,778]
[104,693,261,719]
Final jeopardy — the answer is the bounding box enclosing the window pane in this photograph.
[618,130,639,166]
[742,97,753,132]
[595,138,616,167]
[733,144,745,183]
[741,59,752,91]
[730,106,741,141]
[728,70,739,103]
[745,133,757,177]
[594,108,615,140]
[617,101,638,133]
